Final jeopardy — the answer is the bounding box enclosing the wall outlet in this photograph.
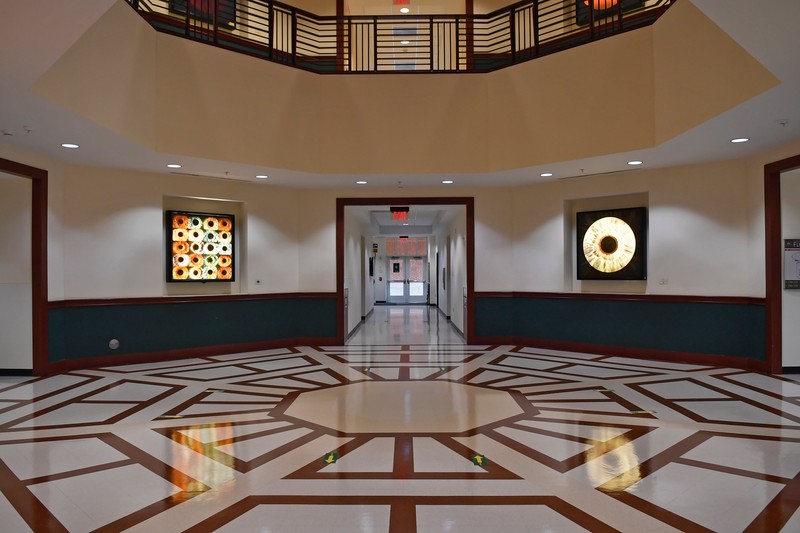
[659,278,669,285]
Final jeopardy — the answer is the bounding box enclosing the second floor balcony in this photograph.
[128,0,675,73]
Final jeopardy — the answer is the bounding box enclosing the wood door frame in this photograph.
[336,197,474,344]
[0,158,48,375]
[765,153,800,373]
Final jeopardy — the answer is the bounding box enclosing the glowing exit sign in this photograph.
[394,0,410,4]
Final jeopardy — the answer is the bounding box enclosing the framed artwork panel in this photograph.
[167,210,235,282]
[576,207,647,280]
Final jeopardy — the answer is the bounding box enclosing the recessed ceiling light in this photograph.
[730,137,750,143]
[400,40,410,45]
[256,174,269,179]
[356,180,367,185]
[61,143,79,149]
[540,172,553,177]
[400,7,410,13]
[402,223,409,226]
[442,179,454,184]
[627,160,643,166]
[167,164,182,169]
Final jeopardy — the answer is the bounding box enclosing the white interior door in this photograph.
[387,256,427,304]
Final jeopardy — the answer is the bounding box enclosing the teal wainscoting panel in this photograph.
[473,297,516,338]
[48,297,337,362]
[475,295,765,361]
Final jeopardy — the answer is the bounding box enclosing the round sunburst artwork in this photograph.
[582,216,636,273]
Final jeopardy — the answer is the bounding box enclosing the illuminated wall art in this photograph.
[167,211,235,282]
[576,207,647,280]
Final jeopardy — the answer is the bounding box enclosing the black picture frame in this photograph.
[166,210,236,283]
[169,0,237,28]
[575,0,644,26]
[576,207,647,280]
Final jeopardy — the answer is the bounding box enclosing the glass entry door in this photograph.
[387,257,427,304]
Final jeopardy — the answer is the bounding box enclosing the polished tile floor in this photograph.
[0,306,799,532]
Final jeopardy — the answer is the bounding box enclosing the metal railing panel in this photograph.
[128,0,675,74]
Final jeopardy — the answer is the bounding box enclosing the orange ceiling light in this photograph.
[584,0,618,9]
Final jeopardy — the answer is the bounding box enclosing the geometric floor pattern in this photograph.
[1,344,800,532]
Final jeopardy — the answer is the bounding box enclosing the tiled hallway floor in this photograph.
[0,345,800,533]
[0,343,799,532]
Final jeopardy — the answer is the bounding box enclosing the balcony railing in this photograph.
[127,0,675,73]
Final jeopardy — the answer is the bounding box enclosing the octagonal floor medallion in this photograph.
[277,380,533,434]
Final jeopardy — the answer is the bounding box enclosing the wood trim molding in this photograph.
[475,291,766,306]
[0,158,47,375]
[48,292,337,309]
[764,153,800,373]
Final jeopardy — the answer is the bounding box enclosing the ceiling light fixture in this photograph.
[400,7,410,13]
[442,179,454,184]
[400,40,410,45]
[730,137,750,143]
[61,143,79,149]
[627,160,643,166]
[167,164,182,169]
[256,174,269,179]
[540,172,553,177]
[356,180,367,185]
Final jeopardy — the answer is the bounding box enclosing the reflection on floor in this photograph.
[0,343,799,532]
[346,305,466,346]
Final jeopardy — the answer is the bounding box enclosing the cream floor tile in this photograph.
[682,435,800,478]
[413,437,485,473]
[678,400,796,425]
[0,374,90,401]
[10,402,136,428]
[639,379,730,399]
[28,464,180,532]
[217,504,391,533]
[0,437,126,479]
[494,426,593,461]
[216,427,314,461]
[322,437,395,473]
[627,462,785,532]
[417,505,590,533]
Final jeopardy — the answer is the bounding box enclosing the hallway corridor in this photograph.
[346,305,465,346]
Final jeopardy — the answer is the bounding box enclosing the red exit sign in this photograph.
[394,0,410,4]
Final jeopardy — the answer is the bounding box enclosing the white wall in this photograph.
[56,165,300,299]
[445,208,468,334]
[344,207,365,335]
[781,168,800,366]
[0,174,32,369]
[511,159,764,297]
